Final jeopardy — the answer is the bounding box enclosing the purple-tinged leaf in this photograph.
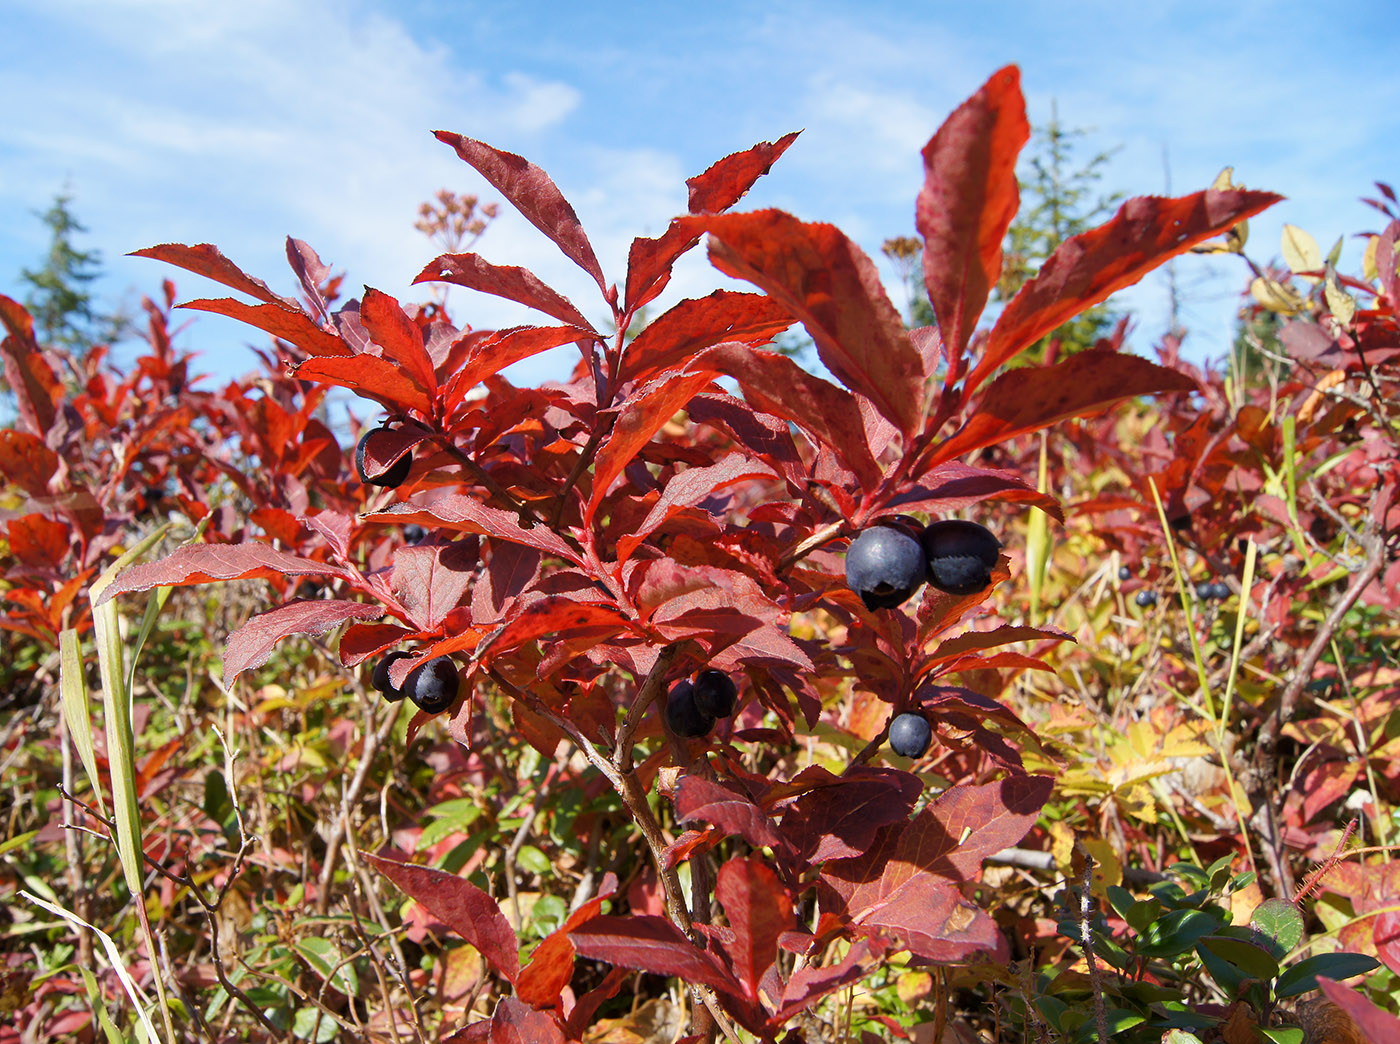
[285,237,331,321]
[366,852,519,982]
[95,543,353,606]
[0,296,62,436]
[224,599,384,686]
[1317,978,1400,1041]
[888,461,1063,522]
[433,133,607,294]
[917,65,1028,382]
[617,453,777,564]
[781,769,923,864]
[471,542,542,626]
[392,540,479,631]
[773,939,881,1023]
[414,252,595,330]
[568,915,741,996]
[858,874,1003,963]
[689,343,881,491]
[368,498,581,563]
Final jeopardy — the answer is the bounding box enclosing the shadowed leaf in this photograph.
[224,600,384,686]
[414,252,594,330]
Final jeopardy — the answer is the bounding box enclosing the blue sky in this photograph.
[3,0,1397,389]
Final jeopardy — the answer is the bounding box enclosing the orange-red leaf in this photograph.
[361,288,436,393]
[179,298,350,357]
[130,243,286,304]
[621,290,793,385]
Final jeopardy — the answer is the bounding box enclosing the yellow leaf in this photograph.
[1080,838,1122,893]
[1363,234,1379,282]
[1250,276,1304,314]
[1325,273,1356,326]
[1281,224,1322,278]
[1049,820,1075,869]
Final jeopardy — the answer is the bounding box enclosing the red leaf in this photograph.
[1318,977,1400,1040]
[0,295,63,435]
[365,852,520,982]
[585,370,718,526]
[178,298,349,358]
[487,597,631,658]
[392,541,479,631]
[487,998,567,1044]
[224,599,384,685]
[568,915,742,996]
[433,133,607,293]
[338,621,416,667]
[368,498,581,563]
[361,288,436,393]
[443,325,589,407]
[687,211,926,437]
[0,430,60,496]
[291,353,433,415]
[7,514,70,567]
[688,132,801,215]
[918,65,1028,380]
[674,777,785,853]
[516,873,617,1010]
[889,461,1064,522]
[901,775,1051,885]
[926,349,1198,469]
[858,874,1003,963]
[414,252,595,330]
[130,243,286,304]
[715,857,793,1000]
[623,221,708,316]
[96,543,353,605]
[617,453,777,564]
[774,939,881,1023]
[621,290,793,385]
[971,188,1283,388]
[923,625,1071,670]
[689,343,882,491]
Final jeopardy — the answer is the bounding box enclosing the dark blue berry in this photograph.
[665,680,713,738]
[921,520,1000,595]
[371,651,412,702]
[404,656,459,715]
[844,525,927,610]
[1135,589,1158,608]
[888,712,932,758]
[693,669,737,719]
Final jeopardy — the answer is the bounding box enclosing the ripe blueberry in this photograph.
[1208,581,1231,600]
[1195,580,1214,600]
[888,712,932,759]
[1135,589,1158,608]
[355,428,411,488]
[921,520,1000,595]
[693,669,737,719]
[371,651,412,702]
[665,680,713,738]
[403,524,427,544]
[1118,565,1132,581]
[403,656,459,715]
[844,525,927,610]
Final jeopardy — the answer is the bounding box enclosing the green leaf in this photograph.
[1258,1029,1305,1044]
[291,1007,339,1043]
[1136,909,1222,957]
[1251,897,1305,959]
[1275,952,1380,998]
[1198,934,1281,981]
[59,628,106,818]
[516,844,552,876]
[1072,1008,1144,1043]
[294,936,358,997]
[0,829,40,858]
[1125,898,1163,934]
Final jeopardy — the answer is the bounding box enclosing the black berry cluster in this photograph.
[665,669,739,739]
[844,519,1000,611]
[370,653,460,715]
[1195,580,1231,601]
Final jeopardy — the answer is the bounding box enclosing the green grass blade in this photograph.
[59,627,106,818]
